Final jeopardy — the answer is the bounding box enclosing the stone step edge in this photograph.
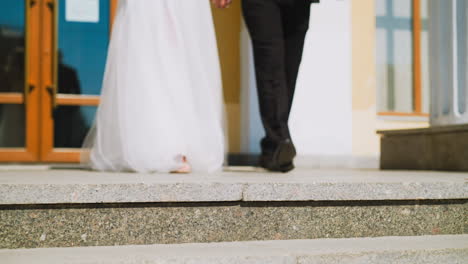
[1,235,467,264]
[1,181,467,205]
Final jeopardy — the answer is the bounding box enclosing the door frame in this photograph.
[0,0,117,163]
[40,0,117,162]
[0,0,41,162]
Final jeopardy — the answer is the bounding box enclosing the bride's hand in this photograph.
[211,0,232,9]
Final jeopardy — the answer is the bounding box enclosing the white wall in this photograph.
[239,22,262,153]
[240,0,353,157]
[290,0,352,156]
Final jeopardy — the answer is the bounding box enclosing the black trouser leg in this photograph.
[242,0,311,156]
[242,0,286,154]
[282,2,311,121]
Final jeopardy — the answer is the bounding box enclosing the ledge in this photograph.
[1,235,467,264]
[377,124,468,136]
[378,124,468,171]
[0,168,466,205]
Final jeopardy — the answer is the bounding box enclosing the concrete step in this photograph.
[378,124,468,171]
[1,167,466,204]
[1,235,467,264]
[0,168,466,249]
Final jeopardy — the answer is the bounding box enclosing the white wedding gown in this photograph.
[82,0,225,173]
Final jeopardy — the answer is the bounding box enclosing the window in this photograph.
[375,0,429,116]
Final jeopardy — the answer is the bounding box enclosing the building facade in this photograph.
[1,0,465,167]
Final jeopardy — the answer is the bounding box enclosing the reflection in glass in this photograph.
[0,1,25,93]
[58,0,110,96]
[393,30,413,112]
[0,104,25,147]
[376,0,414,112]
[392,0,411,18]
[456,0,467,114]
[58,52,82,96]
[54,106,96,148]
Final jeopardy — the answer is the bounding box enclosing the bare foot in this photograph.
[171,156,192,174]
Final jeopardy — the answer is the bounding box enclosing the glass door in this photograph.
[0,0,117,163]
[0,0,40,162]
[40,0,115,162]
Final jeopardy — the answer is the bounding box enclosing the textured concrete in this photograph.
[1,200,466,249]
[379,124,468,171]
[0,168,467,204]
[1,235,467,264]
[432,132,468,171]
[1,168,466,249]
[380,134,431,170]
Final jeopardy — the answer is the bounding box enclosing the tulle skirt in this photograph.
[82,0,226,173]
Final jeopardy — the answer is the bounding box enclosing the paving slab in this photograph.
[0,168,467,204]
[1,235,466,264]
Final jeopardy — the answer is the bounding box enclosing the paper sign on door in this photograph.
[66,0,100,23]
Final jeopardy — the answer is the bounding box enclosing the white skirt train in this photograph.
[82,0,225,173]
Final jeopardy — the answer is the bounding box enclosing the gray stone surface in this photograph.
[298,250,468,264]
[377,124,468,135]
[0,168,467,204]
[380,133,431,170]
[1,235,467,264]
[432,132,468,171]
[379,124,468,171]
[1,199,466,248]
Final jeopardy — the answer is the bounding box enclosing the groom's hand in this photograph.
[211,0,232,8]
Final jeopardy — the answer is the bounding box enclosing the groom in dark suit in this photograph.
[215,0,319,172]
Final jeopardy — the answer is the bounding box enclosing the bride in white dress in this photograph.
[82,0,226,173]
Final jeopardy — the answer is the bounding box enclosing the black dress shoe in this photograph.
[259,155,295,173]
[274,139,296,165]
[259,139,296,173]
